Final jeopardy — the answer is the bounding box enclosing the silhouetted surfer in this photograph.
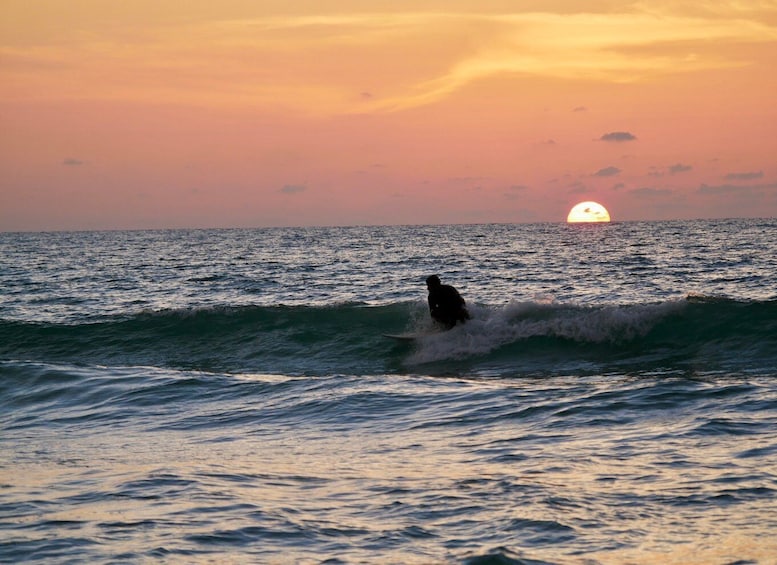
[426,275,470,329]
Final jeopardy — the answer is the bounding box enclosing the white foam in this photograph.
[407,299,685,364]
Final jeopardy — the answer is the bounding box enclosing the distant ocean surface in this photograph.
[1,219,776,564]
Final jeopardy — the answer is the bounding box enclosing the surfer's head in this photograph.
[426,275,441,288]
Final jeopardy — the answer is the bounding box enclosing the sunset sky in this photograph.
[1,1,776,230]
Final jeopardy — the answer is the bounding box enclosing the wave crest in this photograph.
[1,297,775,376]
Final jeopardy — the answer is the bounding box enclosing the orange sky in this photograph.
[1,1,776,230]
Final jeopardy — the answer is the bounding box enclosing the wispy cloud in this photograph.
[594,166,621,177]
[600,132,637,142]
[3,5,777,114]
[699,182,776,195]
[724,171,763,181]
[503,184,529,199]
[63,158,84,166]
[367,8,777,111]
[568,181,591,194]
[669,163,693,174]
[280,184,307,194]
[630,187,673,197]
[650,163,693,177]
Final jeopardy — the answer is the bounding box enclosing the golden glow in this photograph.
[2,5,776,114]
[567,201,611,223]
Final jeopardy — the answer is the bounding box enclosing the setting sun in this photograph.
[567,201,611,223]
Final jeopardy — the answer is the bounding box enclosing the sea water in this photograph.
[1,219,776,564]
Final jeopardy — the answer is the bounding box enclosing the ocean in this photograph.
[1,219,776,564]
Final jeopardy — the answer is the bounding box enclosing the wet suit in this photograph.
[426,275,470,329]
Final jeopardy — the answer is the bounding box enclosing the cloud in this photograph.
[651,163,692,177]
[280,184,307,194]
[448,176,488,188]
[568,181,590,194]
[504,185,529,200]
[724,171,763,181]
[698,182,777,195]
[594,166,621,177]
[366,8,777,112]
[63,158,84,166]
[600,132,637,142]
[573,106,587,112]
[669,163,693,174]
[699,183,737,195]
[11,6,777,117]
[503,184,529,199]
[629,187,672,197]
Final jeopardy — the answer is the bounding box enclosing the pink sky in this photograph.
[1,1,776,230]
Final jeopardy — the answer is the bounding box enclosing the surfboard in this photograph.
[383,332,429,341]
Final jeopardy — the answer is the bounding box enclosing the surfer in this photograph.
[426,275,470,329]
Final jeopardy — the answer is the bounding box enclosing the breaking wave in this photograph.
[1,296,775,377]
